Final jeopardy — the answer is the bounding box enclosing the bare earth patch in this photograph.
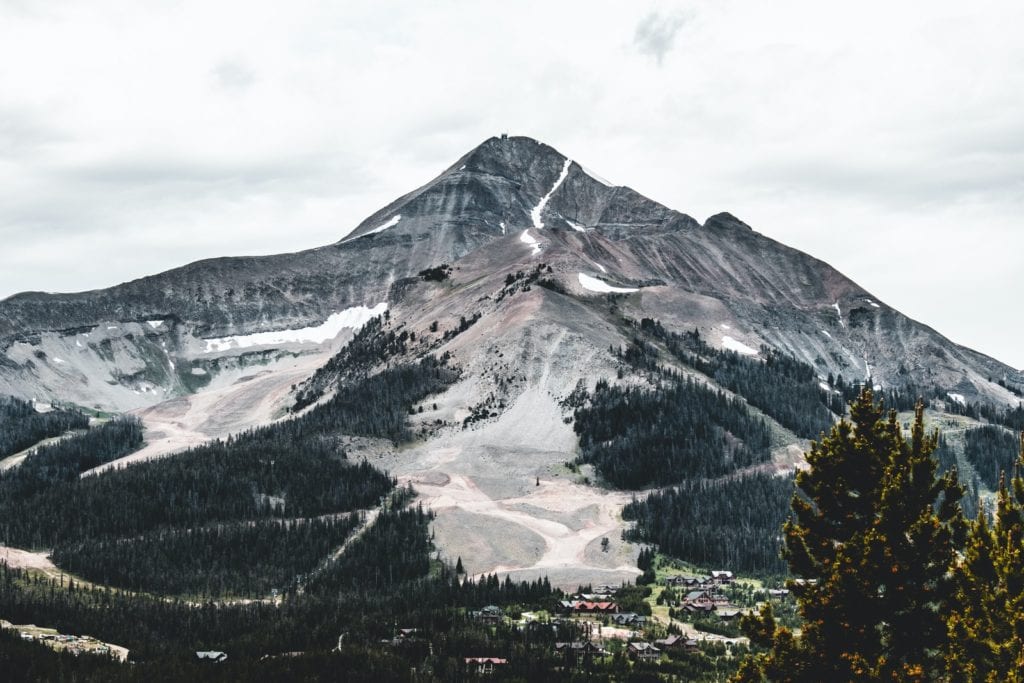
[0,547,58,573]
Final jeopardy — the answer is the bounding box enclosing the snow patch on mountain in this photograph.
[566,219,586,233]
[365,215,402,236]
[577,273,638,294]
[531,159,572,229]
[722,336,758,356]
[202,302,388,353]
[520,230,541,256]
[947,392,966,406]
[833,302,845,328]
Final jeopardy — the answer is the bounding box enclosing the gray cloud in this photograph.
[0,106,66,159]
[633,11,688,65]
[211,59,257,90]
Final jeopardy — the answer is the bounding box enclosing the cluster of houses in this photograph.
[664,570,735,590]
[2,620,125,660]
[464,656,508,675]
[469,605,504,625]
[24,633,114,657]
[554,585,627,619]
[195,650,228,663]
[664,571,744,620]
[396,579,743,675]
[552,636,701,665]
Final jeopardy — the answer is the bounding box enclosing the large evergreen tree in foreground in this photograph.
[945,433,1024,681]
[736,389,964,681]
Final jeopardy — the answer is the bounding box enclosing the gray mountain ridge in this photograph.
[0,135,1020,414]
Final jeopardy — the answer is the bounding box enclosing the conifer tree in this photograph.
[736,389,963,681]
[946,433,1024,681]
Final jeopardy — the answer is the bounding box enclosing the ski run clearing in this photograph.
[577,273,638,294]
[202,303,387,353]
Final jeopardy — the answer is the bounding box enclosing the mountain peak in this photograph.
[457,135,568,182]
[704,212,752,231]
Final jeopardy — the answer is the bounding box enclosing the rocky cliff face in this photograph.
[0,135,1020,413]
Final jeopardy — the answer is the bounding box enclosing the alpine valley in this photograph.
[1,136,1022,681]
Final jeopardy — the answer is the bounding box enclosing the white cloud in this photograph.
[0,0,1022,368]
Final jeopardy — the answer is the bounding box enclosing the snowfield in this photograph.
[364,214,401,236]
[344,215,401,241]
[202,303,388,353]
[577,273,638,294]
[722,335,758,356]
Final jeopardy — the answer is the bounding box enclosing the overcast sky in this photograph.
[1,1,1022,368]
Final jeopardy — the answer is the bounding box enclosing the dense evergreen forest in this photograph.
[52,515,362,598]
[292,356,459,443]
[574,377,772,488]
[942,393,1024,431]
[628,319,835,439]
[0,396,89,458]
[0,436,392,548]
[933,436,981,520]
[0,417,142,498]
[0,352,458,597]
[962,424,1021,489]
[622,474,794,574]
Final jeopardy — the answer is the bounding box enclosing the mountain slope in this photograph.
[2,134,1022,587]
[2,135,1017,414]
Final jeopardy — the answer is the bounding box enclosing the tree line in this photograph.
[0,435,393,549]
[52,515,363,598]
[631,319,835,439]
[0,395,89,459]
[623,474,794,574]
[0,417,142,499]
[0,351,460,596]
[574,376,772,488]
[962,424,1020,490]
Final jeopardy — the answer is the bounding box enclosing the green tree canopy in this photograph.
[946,432,1024,681]
[737,389,964,682]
